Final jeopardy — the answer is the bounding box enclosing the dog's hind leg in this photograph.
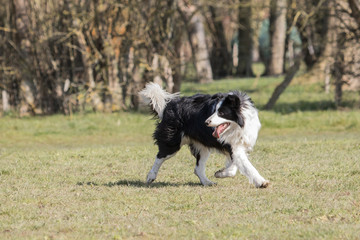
[191,144,215,186]
[214,155,238,178]
[148,126,183,184]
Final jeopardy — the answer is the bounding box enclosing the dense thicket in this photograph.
[0,0,359,116]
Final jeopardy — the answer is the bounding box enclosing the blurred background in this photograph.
[0,0,359,116]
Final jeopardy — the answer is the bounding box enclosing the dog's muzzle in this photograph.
[205,119,211,126]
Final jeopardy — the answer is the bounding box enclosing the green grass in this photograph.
[1,77,360,239]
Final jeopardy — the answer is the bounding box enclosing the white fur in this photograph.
[191,142,215,186]
[139,82,179,119]
[146,153,175,184]
[232,146,267,187]
[206,101,268,187]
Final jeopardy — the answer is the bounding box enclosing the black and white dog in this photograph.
[139,83,269,188]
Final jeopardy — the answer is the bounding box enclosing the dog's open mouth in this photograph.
[212,123,230,139]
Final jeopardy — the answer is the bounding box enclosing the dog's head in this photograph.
[205,92,245,139]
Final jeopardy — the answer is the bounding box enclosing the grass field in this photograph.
[1,77,360,239]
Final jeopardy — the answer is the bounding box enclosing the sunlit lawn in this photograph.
[1,77,359,239]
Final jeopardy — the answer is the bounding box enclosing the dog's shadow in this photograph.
[76,179,202,188]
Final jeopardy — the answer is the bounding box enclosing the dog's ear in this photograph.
[227,95,244,128]
[227,94,240,108]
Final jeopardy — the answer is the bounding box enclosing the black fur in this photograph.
[153,91,251,161]
[189,144,201,166]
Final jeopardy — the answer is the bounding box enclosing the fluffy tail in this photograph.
[139,83,179,119]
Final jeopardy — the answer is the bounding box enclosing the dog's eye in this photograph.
[218,112,224,116]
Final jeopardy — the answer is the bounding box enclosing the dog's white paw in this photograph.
[259,180,270,188]
[201,179,217,186]
[146,171,157,184]
[255,180,270,188]
[194,169,216,186]
[214,168,237,178]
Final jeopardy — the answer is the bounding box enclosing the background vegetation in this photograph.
[1,78,360,239]
[1,0,359,116]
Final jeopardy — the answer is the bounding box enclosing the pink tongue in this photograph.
[212,129,219,138]
[212,124,226,139]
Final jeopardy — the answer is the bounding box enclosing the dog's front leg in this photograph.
[146,157,165,184]
[146,153,176,184]
[232,147,269,188]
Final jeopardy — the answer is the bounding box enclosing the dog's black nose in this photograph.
[205,119,210,126]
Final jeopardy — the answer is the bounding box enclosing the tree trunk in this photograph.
[172,38,183,93]
[106,50,122,112]
[76,30,104,112]
[295,0,319,70]
[189,13,213,83]
[324,64,331,94]
[237,0,255,77]
[207,6,232,78]
[130,49,146,110]
[98,2,125,113]
[266,0,287,76]
[2,90,10,112]
[178,1,213,83]
[331,0,360,104]
[333,51,344,107]
[264,57,301,110]
[323,0,337,93]
[104,35,123,112]
[13,0,37,115]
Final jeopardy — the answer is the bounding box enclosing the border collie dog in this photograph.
[139,83,269,188]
